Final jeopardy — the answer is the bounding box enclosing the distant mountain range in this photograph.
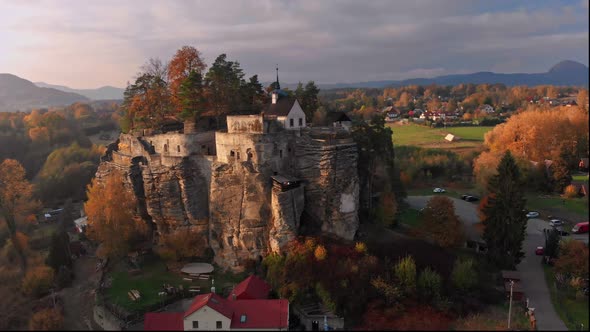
[277,60,589,90]
[34,82,125,100]
[0,73,89,112]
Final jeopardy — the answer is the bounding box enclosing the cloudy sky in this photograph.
[0,0,588,88]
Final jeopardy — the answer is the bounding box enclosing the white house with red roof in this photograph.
[145,275,289,331]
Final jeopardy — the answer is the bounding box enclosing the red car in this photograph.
[535,247,544,256]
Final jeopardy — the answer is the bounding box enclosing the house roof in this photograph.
[229,299,289,330]
[229,275,271,300]
[325,111,351,124]
[184,293,234,319]
[264,97,296,117]
[144,313,184,331]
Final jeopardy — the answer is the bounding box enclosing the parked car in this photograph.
[535,246,544,255]
[433,187,446,193]
[549,219,564,227]
[552,227,570,236]
[572,221,589,234]
[526,211,540,218]
[461,194,469,200]
[465,196,479,202]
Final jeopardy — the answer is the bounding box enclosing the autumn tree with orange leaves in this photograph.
[28,308,64,331]
[168,46,207,113]
[84,171,147,259]
[420,196,465,248]
[0,159,39,272]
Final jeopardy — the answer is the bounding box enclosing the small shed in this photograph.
[326,112,352,129]
[445,133,460,142]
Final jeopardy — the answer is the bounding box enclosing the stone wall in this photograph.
[227,115,264,134]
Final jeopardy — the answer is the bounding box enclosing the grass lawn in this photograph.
[572,173,589,183]
[105,257,249,313]
[388,123,493,155]
[525,193,589,219]
[397,208,421,228]
[543,264,589,331]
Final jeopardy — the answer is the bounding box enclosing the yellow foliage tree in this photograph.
[0,159,38,272]
[84,171,147,259]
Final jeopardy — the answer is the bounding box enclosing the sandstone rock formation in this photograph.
[93,122,359,272]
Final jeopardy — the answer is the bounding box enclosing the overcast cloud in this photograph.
[0,0,588,88]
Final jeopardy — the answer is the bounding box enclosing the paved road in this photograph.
[517,218,568,331]
[406,196,568,331]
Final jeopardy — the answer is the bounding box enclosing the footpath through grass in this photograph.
[543,264,589,331]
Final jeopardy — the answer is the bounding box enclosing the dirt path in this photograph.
[59,255,101,330]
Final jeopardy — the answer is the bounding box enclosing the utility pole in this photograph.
[508,279,514,329]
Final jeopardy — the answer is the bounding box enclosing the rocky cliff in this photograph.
[94,128,359,272]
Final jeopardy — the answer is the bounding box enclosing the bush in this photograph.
[28,308,64,330]
[22,266,54,297]
[394,255,416,295]
[563,184,579,198]
[418,267,442,301]
[314,245,327,261]
[451,259,477,293]
[354,242,367,254]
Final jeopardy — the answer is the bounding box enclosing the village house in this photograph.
[479,104,495,114]
[144,275,289,331]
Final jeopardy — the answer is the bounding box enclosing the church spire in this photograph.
[275,65,280,90]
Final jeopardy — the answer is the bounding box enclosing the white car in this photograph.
[433,188,446,193]
[549,219,564,227]
[526,211,540,218]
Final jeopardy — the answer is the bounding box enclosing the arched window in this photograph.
[177,145,180,153]
[164,144,168,153]
[230,150,235,157]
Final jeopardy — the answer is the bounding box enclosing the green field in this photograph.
[388,123,494,154]
[543,264,589,331]
[525,193,589,219]
[105,257,248,312]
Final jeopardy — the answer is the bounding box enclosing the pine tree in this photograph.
[482,151,527,269]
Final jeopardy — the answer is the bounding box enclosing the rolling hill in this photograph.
[34,82,125,100]
[0,73,89,112]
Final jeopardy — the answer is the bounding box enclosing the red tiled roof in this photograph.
[184,293,233,319]
[229,275,271,300]
[144,313,183,331]
[229,299,289,330]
